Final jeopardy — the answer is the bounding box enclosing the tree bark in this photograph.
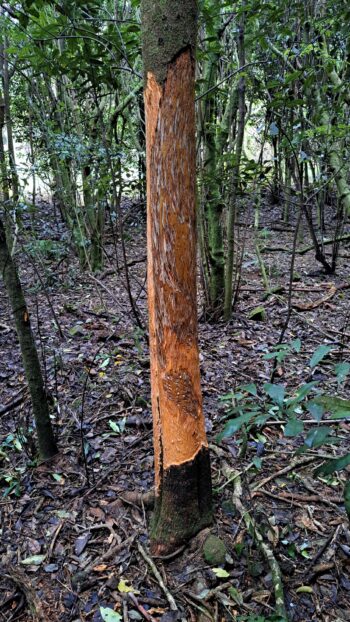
[0,218,57,460]
[141,0,212,555]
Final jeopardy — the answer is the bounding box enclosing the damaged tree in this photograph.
[141,0,213,554]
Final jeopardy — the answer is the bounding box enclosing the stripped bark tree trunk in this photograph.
[141,0,212,554]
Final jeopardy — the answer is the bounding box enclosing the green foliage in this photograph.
[24,239,67,261]
[218,341,350,489]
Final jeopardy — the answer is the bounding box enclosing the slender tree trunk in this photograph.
[201,55,225,316]
[224,6,246,321]
[1,39,19,204]
[141,0,212,554]
[0,218,57,460]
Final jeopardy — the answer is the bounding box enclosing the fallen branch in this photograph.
[292,282,350,311]
[137,542,178,612]
[298,234,350,255]
[232,473,287,620]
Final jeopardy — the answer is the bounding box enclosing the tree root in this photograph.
[3,565,46,621]
[120,490,155,509]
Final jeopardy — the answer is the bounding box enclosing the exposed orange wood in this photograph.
[145,50,208,490]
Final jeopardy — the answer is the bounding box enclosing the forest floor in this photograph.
[1,196,350,622]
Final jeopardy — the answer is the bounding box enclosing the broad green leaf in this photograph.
[100,607,122,622]
[294,382,318,401]
[241,383,257,396]
[334,362,350,384]
[307,401,324,422]
[217,412,254,441]
[284,418,304,437]
[314,453,350,476]
[310,345,333,368]
[304,426,333,448]
[212,568,230,578]
[314,395,350,418]
[264,383,285,407]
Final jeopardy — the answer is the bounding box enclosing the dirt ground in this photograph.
[1,197,350,622]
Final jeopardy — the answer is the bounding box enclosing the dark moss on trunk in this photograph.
[0,218,58,460]
[150,446,212,555]
[141,0,197,85]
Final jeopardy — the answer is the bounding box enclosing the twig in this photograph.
[232,474,287,620]
[294,474,344,513]
[46,520,64,561]
[137,542,178,611]
[128,593,158,622]
[252,456,318,492]
[253,489,309,509]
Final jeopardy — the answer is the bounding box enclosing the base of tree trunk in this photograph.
[150,446,212,555]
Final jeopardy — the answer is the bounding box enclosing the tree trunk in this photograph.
[224,5,246,321]
[0,218,57,460]
[141,0,212,555]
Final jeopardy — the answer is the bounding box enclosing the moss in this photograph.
[141,0,197,84]
[203,535,227,565]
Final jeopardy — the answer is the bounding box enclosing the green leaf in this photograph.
[294,382,318,401]
[252,456,262,469]
[99,357,110,369]
[307,401,324,422]
[314,395,350,419]
[334,362,350,384]
[228,586,244,605]
[212,567,230,578]
[291,338,302,353]
[310,345,333,368]
[264,383,285,407]
[100,607,122,622]
[284,418,304,437]
[21,555,46,566]
[217,412,254,441]
[241,383,257,396]
[304,426,333,448]
[314,453,350,476]
[296,586,313,594]
[109,420,120,433]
